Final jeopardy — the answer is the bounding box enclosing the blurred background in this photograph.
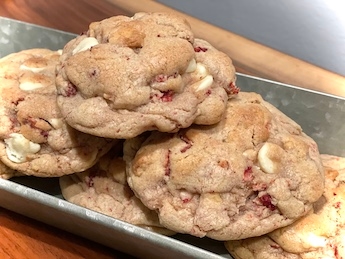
[159,0,345,77]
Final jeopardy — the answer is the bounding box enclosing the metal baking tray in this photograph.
[0,17,344,259]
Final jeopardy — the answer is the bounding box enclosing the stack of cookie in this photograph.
[0,12,340,258]
[0,48,114,178]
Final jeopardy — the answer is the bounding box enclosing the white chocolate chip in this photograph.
[195,63,208,79]
[19,81,44,91]
[185,59,197,73]
[4,133,41,163]
[48,118,63,129]
[194,75,213,92]
[189,62,213,92]
[72,37,99,55]
[305,233,327,248]
[180,190,193,202]
[57,49,63,55]
[258,142,283,174]
[19,64,45,73]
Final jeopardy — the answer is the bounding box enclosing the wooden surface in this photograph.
[0,0,127,34]
[0,0,344,258]
[0,208,133,259]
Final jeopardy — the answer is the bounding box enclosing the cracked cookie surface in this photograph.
[0,49,114,177]
[124,92,324,240]
[56,12,238,139]
[225,154,345,259]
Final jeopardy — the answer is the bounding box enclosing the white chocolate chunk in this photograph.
[19,81,45,91]
[4,133,41,163]
[258,142,282,174]
[195,63,209,79]
[48,118,63,129]
[57,49,63,55]
[304,233,327,248]
[194,75,213,92]
[185,59,197,73]
[19,64,45,73]
[72,37,99,55]
[180,190,193,202]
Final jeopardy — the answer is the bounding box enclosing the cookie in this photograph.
[225,236,300,259]
[55,12,238,139]
[0,49,114,177]
[0,160,22,179]
[225,154,345,259]
[59,146,175,235]
[123,92,324,240]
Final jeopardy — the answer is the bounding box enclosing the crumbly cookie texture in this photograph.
[124,92,324,241]
[59,146,175,236]
[225,154,345,259]
[56,12,238,139]
[0,49,114,177]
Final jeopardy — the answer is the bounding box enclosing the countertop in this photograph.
[0,0,345,258]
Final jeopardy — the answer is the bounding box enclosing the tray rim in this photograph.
[0,177,228,259]
[1,16,345,259]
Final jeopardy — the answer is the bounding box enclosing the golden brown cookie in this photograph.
[0,49,114,177]
[225,154,345,259]
[124,92,324,241]
[55,12,238,139]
